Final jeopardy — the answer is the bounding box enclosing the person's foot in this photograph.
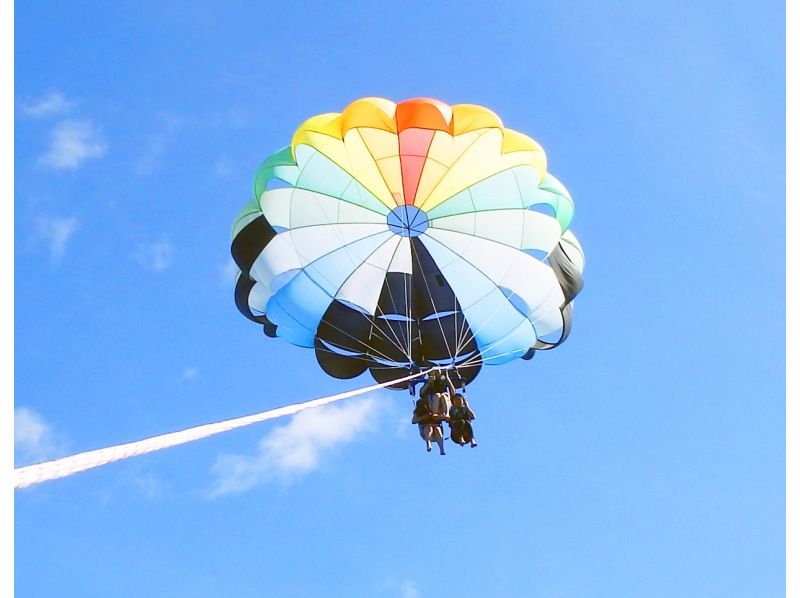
[426,441,432,452]
[470,440,478,448]
[439,449,446,456]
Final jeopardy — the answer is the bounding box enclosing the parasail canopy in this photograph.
[232,97,585,388]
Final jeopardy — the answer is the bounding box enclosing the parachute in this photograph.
[231,98,585,389]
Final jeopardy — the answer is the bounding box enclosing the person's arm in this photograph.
[420,376,432,396]
[412,404,429,424]
[463,397,476,420]
[445,371,457,398]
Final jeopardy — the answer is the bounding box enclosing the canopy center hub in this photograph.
[387,206,429,237]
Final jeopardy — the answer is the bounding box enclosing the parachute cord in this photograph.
[14,368,434,490]
[459,347,533,369]
[409,239,457,366]
[403,238,414,365]
[317,310,405,365]
[320,238,414,365]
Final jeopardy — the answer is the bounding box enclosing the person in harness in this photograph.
[412,369,455,455]
[448,392,477,448]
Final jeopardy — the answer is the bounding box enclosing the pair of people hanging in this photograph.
[411,369,477,455]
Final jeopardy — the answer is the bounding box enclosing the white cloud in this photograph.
[219,259,239,285]
[400,580,419,598]
[212,155,234,178]
[135,239,174,272]
[39,119,107,170]
[209,396,380,496]
[134,474,164,499]
[35,215,80,261]
[179,367,199,382]
[14,407,67,465]
[395,414,413,439]
[379,578,420,598]
[21,91,74,118]
[207,107,249,130]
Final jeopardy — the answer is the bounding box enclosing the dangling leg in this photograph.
[464,421,477,447]
[458,419,472,446]
[449,421,459,445]
[431,425,446,455]
[419,423,432,451]
[448,422,460,446]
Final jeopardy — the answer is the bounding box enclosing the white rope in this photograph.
[14,368,432,490]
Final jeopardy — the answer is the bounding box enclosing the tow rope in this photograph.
[15,368,433,490]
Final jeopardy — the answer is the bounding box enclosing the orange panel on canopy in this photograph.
[395,98,453,133]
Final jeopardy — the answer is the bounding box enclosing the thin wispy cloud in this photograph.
[135,112,184,175]
[21,91,75,118]
[135,239,174,272]
[134,473,165,499]
[212,154,234,178]
[15,407,68,466]
[34,215,80,262]
[39,119,107,171]
[209,396,380,496]
[395,414,412,439]
[179,367,199,382]
[379,577,420,598]
[219,259,239,285]
[400,581,419,598]
[206,107,249,130]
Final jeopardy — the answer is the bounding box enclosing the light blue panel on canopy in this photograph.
[303,231,393,296]
[468,168,526,212]
[425,188,475,220]
[478,320,536,365]
[516,170,574,231]
[276,325,316,348]
[268,232,392,339]
[456,286,536,359]
[420,235,535,362]
[265,292,316,348]
[267,272,328,345]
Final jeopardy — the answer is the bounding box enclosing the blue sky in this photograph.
[13,2,785,597]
